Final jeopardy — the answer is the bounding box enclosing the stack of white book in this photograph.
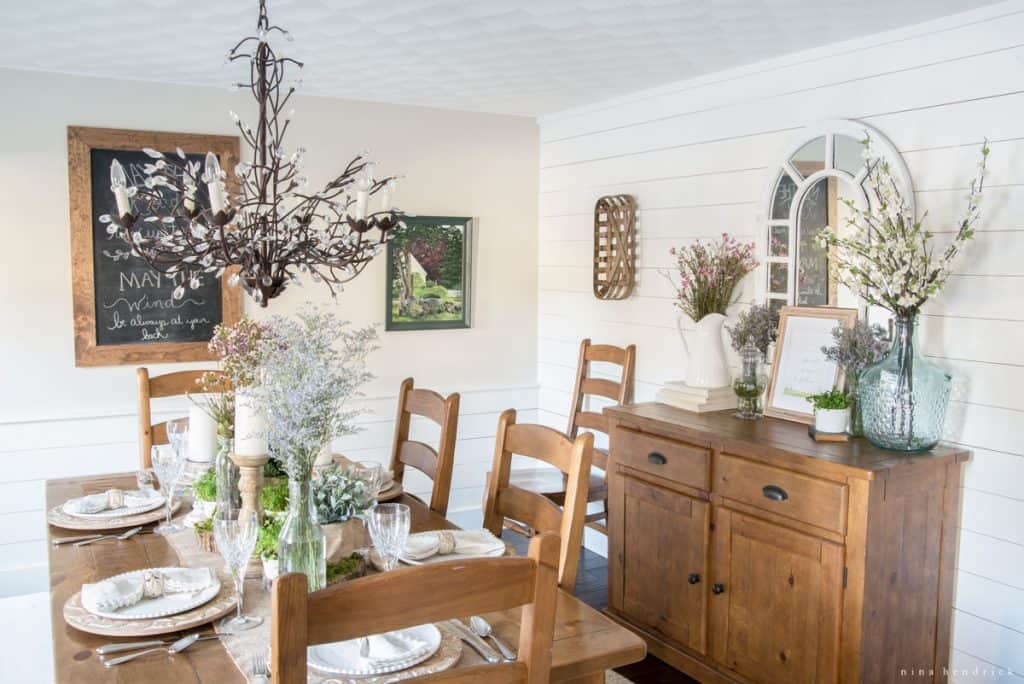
[656,381,735,413]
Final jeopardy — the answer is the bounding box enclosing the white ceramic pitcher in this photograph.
[676,312,731,388]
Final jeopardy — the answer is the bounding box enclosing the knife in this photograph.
[448,620,501,663]
[96,634,221,655]
[52,534,104,546]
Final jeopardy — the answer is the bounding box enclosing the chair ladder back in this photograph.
[566,339,636,441]
[271,534,560,684]
[389,378,460,516]
[483,409,593,590]
[137,367,227,469]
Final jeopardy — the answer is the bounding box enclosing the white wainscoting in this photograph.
[0,384,537,597]
[537,0,1024,675]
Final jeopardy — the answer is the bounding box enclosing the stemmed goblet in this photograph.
[368,503,411,572]
[151,444,187,534]
[213,509,263,632]
[352,461,385,510]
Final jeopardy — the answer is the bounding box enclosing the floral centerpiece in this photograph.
[251,307,377,591]
[666,234,758,388]
[192,317,273,515]
[820,322,889,436]
[727,303,780,359]
[818,136,989,450]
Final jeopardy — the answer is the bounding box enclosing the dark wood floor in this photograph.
[505,531,698,683]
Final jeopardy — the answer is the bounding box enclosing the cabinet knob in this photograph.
[688,573,701,585]
[712,583,726,595]
[762,484,789,502]
[647,452,667,465]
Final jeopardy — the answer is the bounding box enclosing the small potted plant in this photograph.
[191,468,218,518]
[256,516,284,587]
[807,389,852,434]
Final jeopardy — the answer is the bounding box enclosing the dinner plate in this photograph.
[308,624,442,676]
[62,490,165,519]
[48,500,182,532]
[85,567,221,620]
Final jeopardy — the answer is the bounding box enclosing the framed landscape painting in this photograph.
[385,215,473,331]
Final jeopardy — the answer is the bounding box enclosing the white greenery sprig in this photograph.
[816,136,989,317]
[252,307,378,480]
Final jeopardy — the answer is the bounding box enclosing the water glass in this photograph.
[213,510,263,632]
[352,461,385,509]
[368,503,411,571]
[151,445,186,534]
[166,417,189,458]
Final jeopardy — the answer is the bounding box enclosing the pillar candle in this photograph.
[234,390,268,456]
[187,402,218,463]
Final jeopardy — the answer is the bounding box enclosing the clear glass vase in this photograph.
[278,475,326,592]
[859,315,951,451]
[733,343,767,420]
[214,435,241,516]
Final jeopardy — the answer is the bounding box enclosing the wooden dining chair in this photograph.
[389,378,460,517]
[483,410,593,591]
[137,367,228,468]
[508,339,635,535]
[271,533,561,684]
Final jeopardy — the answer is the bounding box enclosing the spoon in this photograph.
[102,633,200,667]
[74,526,143,547]
[469,616,517,661]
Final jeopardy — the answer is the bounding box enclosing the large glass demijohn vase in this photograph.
[859,315,951,452]
[277,470,327,592]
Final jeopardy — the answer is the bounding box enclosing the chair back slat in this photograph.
[137,367,228,468]
[566,339,636,439]
[483,409,592,590]
[495,486,566,537]
[389,378,460,516]
[579,377,621,401]
[397,441,440,480]
[584,343,631,364]
[574,411,607,433]
[271,533,560,684]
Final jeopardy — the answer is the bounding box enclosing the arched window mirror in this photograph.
[762,120,914,314]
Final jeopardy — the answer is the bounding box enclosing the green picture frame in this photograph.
[385,215,473,331]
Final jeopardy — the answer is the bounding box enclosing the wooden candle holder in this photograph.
[229,452,270,523]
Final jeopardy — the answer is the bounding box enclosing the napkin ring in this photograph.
[105,489,125,509]
[142,570,165,598]
[436,531,456,555]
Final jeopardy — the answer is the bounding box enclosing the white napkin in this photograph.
[81,567,215,614]
[402,529,505,562]
[363,631,428,665]
[63,488,161,515]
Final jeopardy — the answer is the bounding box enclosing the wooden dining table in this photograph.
[46,472,645,683]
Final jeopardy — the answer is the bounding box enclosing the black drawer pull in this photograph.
[647,452,667,465]
[762,484,789,502]
[711,583,726,595]
[688,573,701,585]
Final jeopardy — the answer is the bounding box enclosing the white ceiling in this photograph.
[0,0,1000,116]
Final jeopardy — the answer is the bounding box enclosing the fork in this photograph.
[74,526,143,547]
[250,653,269,682]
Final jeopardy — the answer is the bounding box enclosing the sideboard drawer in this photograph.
[612,427,710,491]
[714,453,848,534]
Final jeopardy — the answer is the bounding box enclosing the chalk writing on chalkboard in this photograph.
[89,148,223,346]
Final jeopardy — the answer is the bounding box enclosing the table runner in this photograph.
[162,515,462,683]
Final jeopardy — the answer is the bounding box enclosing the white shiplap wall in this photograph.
[536,1,1024,679]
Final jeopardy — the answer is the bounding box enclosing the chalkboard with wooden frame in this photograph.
[67,126,242,367]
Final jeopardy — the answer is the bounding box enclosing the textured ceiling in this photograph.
[0,0,999,116]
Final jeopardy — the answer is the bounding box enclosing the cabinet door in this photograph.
[709,508,843,684]
[610,474,709,654]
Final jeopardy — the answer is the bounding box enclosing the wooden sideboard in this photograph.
[603,403,970,684]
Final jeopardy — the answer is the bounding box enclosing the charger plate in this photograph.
[83,567,221,620]
[62,490,165,519]
[63,569,235,637]
[306,623,462,684]
[48,500,182,531]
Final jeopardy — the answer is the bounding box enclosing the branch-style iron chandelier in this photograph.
[106,0,401,306]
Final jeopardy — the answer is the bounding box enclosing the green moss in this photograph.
[192,469,217,502]
[326,553,367,584]
[260,481,289,512]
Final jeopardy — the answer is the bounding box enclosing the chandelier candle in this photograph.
[104,0,403,307]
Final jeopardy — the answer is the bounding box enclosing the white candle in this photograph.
[187,402,218,463]
[354,190,368,221]
[379,179,396,212]
[110,160,132,218]
[205,152,227,215]
[234,390,268,456]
